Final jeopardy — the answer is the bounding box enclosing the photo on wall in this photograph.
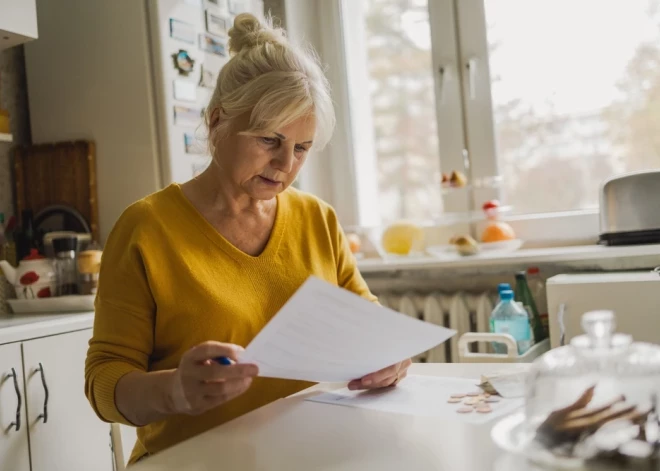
[199,33,227,56]
[207,0,230,14]
[198,63,218,89]
[205,10,231,37]
[184,132,206,155]
[174,105,203,126]
[169,18,196,44]
[228,0,246,14]
[173,79,197,102]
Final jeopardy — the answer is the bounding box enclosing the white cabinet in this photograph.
[23,329,113,471]
[0,343,30,471]
[0,327,113,471]
[0,0,38,50]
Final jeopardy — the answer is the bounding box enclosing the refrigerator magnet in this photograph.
[199,33,227,57]
[205,10,231,37]
[199,64,218,89]
[169,18,195,44]
[172,49,196,76]
[173,79,197,102]
[174,105,203,126]
[207,0,229,10]
[228,0,245,14]
[184,133,205,155]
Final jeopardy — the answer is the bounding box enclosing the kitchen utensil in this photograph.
[34,204,91,237]
[77,249,102,295]
[7,294,95,313]
[52,236,80,296]
[43,231,92,259]
[599,170,660,246]
[0,249,56,299]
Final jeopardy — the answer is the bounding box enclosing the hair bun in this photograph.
[228,13,286,55]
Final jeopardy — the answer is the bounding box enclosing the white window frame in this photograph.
[287,0,602,242]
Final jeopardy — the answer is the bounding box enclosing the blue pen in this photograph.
[214,356,232,365]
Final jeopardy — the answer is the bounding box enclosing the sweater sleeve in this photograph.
[325,206,378,303]
[84,202,157,425]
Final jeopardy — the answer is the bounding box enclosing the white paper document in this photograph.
[480,367,528,398]
[306,375,524,424]
[239,277,455,382]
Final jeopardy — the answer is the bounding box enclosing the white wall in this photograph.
[24,0,162,244]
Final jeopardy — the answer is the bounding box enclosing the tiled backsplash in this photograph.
[0,46,31,219]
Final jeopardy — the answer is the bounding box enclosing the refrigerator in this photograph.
[24,0,264,244]
[546,271,660,348]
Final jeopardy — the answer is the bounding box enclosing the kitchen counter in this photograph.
[0,311,94,344]
[133,363,531,471]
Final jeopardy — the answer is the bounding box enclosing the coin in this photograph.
[476,406,492,413]
[457,407,473,413]
[486,397,501,403]
[447,398,462,403]
[464,398,479,405]
[450,393,466,398]
[466,391,481,397]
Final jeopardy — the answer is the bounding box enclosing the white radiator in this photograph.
[377,291,496,363]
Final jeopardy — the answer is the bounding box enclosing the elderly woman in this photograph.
[85,13,411,464]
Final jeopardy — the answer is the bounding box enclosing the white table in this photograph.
[133,364,533,470]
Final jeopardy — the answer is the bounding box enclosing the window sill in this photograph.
[357,243,660,274]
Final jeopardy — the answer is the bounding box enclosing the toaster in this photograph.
[599,170,660,245]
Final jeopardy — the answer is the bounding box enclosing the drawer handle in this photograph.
[36,363,49,424]
[8,368,21,432]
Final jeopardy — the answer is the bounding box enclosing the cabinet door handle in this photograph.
[36,363,49,424]
[8,367,21,432]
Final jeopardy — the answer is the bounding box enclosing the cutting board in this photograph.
[14,140,99,242]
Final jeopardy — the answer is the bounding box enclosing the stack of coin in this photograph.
[447,390,501,414]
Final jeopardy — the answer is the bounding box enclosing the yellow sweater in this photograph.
[84,184,376,463]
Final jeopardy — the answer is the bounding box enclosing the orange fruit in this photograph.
[347,233,361,254]
[481,222,516,243]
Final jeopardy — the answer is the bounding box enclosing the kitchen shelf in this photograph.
[0,133,13,143]
[440,175,503,195]
[357,243,660,274]
[431,206,513,225]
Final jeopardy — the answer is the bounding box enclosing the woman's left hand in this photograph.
[347,358,412,391]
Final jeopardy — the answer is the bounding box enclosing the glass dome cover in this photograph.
[523,310,660,466]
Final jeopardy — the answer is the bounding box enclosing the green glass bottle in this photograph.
[514,271,546,343]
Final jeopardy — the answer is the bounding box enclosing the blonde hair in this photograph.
[205,13,335,153]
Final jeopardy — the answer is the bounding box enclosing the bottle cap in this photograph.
[500,289,514,301]
[498,283,511,293]
[515,271,526,279]
[527,267,540,275]
[52,237,77,253]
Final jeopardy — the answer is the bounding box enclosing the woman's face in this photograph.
[213,113,316,200]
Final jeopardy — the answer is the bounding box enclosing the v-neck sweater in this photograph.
[84,184,376,463]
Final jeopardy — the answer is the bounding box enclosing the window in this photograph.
[484,0,660,214]
[359,0,443,222]
[318,0,660,239]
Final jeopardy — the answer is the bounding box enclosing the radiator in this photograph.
[376,291,496,363]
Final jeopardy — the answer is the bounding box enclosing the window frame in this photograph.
[290,0,604,242]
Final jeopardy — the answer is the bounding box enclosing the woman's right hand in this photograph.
[169,341,259,416]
